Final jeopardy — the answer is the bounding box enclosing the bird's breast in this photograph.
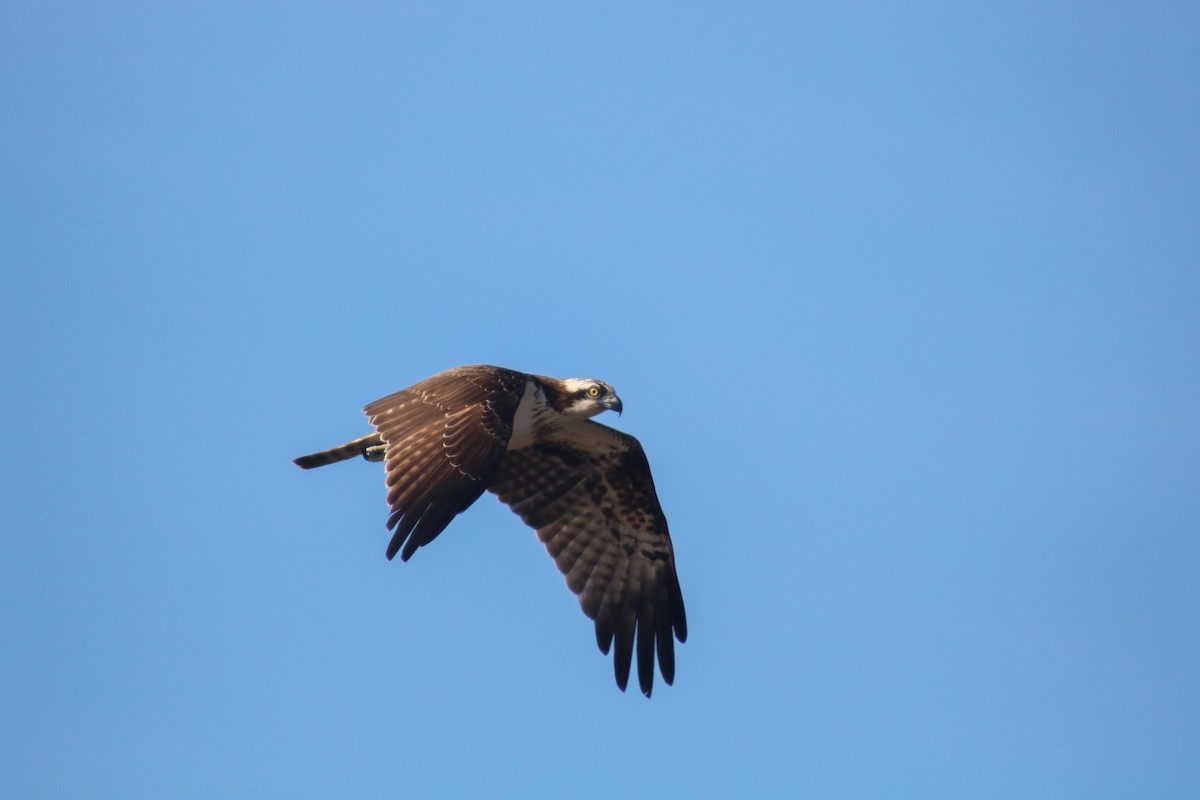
[507,379,557,450]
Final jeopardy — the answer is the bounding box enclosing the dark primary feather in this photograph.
[363,365,526,561]
[488,425,687,697]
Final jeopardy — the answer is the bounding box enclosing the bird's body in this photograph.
[293,365,686,696]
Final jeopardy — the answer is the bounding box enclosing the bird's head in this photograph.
[558,378,623,419]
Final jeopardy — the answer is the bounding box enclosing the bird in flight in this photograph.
[293,364,687,697]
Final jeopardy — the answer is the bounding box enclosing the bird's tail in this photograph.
[293,433,386,469]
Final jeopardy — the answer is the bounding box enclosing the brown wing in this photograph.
[488,424,687,697]
[364,365,527,561]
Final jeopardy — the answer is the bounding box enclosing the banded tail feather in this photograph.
[293,432,385,469]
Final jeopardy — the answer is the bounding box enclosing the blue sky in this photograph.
[2,2,1198,797]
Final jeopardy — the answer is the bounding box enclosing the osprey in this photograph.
[293,365,687,697]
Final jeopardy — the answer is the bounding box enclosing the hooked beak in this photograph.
[605,395,623,416]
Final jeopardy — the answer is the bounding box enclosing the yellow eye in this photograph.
[587,386,601,398]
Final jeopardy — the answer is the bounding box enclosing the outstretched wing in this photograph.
[488,423,687,697]
[364,365,527,561]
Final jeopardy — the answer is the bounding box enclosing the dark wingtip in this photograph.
[385,536,402,561]
[614,655,631,693]
[401,537,420,562]
[595,619,614,655]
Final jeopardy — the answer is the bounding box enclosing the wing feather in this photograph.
[655,582,676,684]
[613,602,637,693]
[489,423,686,697]
[363,365,527,561]
[636,594,656,696]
